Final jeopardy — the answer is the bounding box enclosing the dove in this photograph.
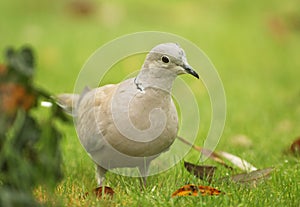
[57,43,199,187]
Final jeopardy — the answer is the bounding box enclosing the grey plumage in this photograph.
[56,43,199,186]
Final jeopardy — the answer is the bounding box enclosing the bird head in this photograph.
[143,43,199,79]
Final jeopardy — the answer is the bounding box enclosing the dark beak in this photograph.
[183,64,199,79]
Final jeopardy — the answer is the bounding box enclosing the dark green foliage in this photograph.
[0,47,69,206]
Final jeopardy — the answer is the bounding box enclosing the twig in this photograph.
[177,136,232,169]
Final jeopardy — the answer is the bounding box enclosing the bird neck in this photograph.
[134,68,177,93]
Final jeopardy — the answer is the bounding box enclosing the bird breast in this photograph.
[76,78,178,158]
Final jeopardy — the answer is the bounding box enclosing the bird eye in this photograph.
[161,55,170,63]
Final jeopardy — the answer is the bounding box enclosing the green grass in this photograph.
[2,0,300,206]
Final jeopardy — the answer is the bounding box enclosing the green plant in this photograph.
[0,47,69,207]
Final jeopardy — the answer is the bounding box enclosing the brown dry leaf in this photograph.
[219,167,274,187]
[178,136,259,172]
[184,161,216,182]
[289,137,300,156]
[82,186,115,199]
[171,184,222,197]
[93,186,115,199]
[177,136,232,169]
[66,0,96,17]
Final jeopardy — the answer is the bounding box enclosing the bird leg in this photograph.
[95,165,107,186]
[139,176,147,189]
[138,159,150,189]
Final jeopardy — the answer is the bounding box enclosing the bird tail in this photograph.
[55,86,91,116]
[55,93,79,116]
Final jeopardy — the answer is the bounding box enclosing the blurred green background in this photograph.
[1,0,300,206]
[1,0,299,154]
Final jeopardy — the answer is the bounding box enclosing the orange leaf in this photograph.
[198,185,222,196]
[171,184,222,197]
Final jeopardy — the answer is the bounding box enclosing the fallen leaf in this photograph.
[177,136,232,169]
[171,184,222,197]
[219,167,274,187]
[92,186,115,199]
[218,151,257,172]
[198,185,222,196]
[178,136,257,172]
[289,137,300,156]
[66,0,96,17]
[184,161,216,182]
[93,186,114,198]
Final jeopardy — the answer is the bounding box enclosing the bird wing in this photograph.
[75,83,118,154]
